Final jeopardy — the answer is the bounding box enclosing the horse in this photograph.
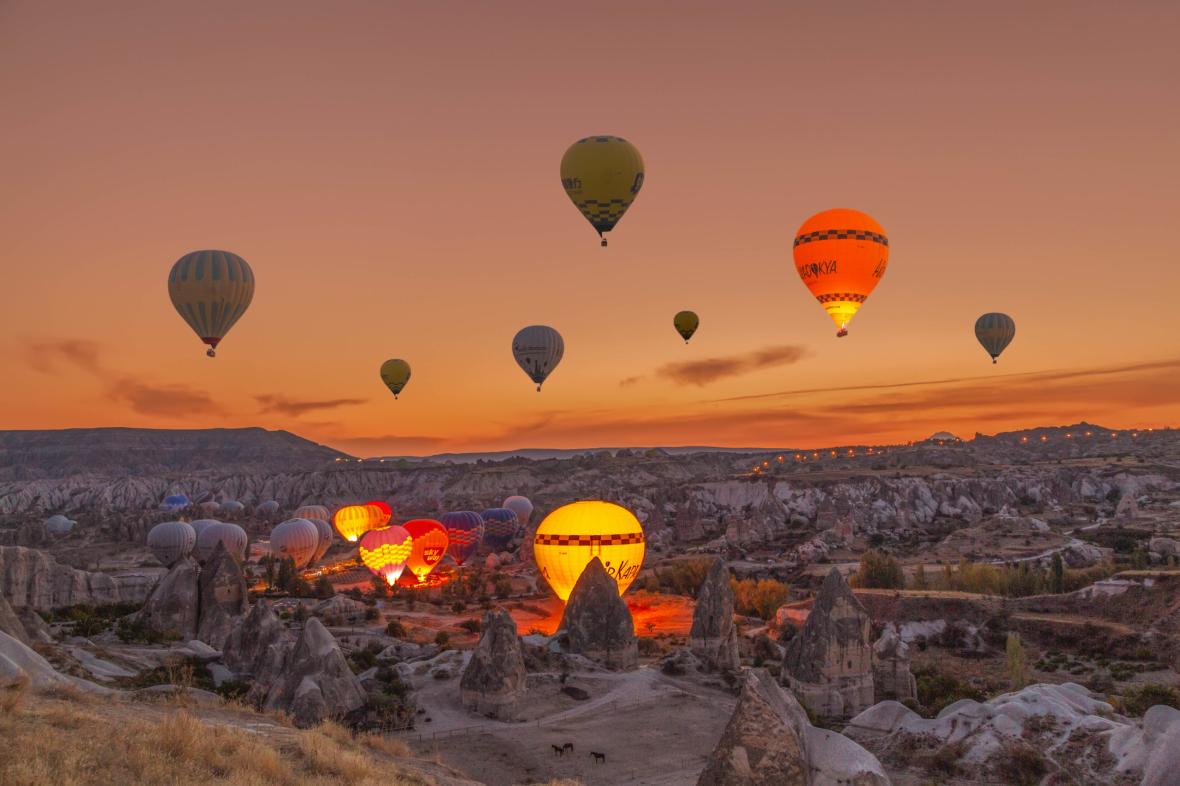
[551,744,564,757]
[591,751,606,764]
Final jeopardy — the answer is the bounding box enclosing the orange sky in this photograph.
[2,1,1179,456]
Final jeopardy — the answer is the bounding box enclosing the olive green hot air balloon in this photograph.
[168,250,255,357]
[673,311,700,343]
[974,313,1016,363]
[380,359,411,399]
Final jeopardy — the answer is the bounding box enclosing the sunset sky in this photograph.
[3,1,1179,456]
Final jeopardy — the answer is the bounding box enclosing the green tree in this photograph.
[1050,553,1065,594]
[912,563,929,591]
[314,576,335,599]
[1006,632,1027,690]
[852,550,904,589]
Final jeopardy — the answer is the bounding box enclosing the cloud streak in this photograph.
[256,394,367,417]
[641,344,810,387]
[25,339,103,375]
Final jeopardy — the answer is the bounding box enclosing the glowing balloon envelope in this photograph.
[380,359,411,399]
[270,518,320,569]
[359,525,413,585]
[533,500,645,601]
[440,511,484,566]
[512,325,564,391]
[333,504,375,543]
[673,311,700,343]
[168,249,255,357]
[975,312,1016,363]
[364,501,393,528]
[502,496,534,528]
[793,209,889,337]
[403,519,449,582]
[560,136,645,246]
[480,508,520,551]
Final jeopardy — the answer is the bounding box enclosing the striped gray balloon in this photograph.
[195,521,248,562]
[147,521,197,566]
[512,325,564,391]
[975,312,1016,363]
[270,518,320,569]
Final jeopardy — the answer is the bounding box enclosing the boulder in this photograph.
[1114,493,1139,521]
[460,608,527,719]
[1148,537,1180,559]
[559,557,637,671]
[0,631,109,694]
[196,542,249,649]
[871,624,916,703]
[311,594,368,625]
[781,567,874,720]
[137,556,199,641]
[264,617,365,728]
[689,558,740,672]
[0,545,151,612]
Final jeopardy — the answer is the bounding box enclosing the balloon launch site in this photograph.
[3,3,1180,786]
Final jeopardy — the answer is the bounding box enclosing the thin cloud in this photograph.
[24,339,103,375]
[256,394,367,417]
[107,378,227,417]
[655,345,810,387]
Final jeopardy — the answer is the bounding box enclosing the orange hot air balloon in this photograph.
[365,500,392,528]
[359,525,413,585]
[333,504,376,543]
[403,518,449,582]
[793,208,889,337]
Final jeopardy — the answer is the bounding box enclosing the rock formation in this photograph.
[263,617,366,728]
[0,545,151,611]
[689,558,739,672]
[196,542,249,648]
[699,669,891,786]
[460,608,527,719]
[0,631,107,694]
[782,567,874,720]
[0,592,28,645]
[222,600,293,702]
[137,556,200,640]
[871,624,916,703]
[559,557,637,670]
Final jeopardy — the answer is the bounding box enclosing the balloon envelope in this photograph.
[380,359,411,399]
[147,521,197,567]
[673,311,700,343]
[168,250,255,357]
[502,496,534,527]
[975,312,1016,363]
[512,326,564,391]
[533,500,645,601]
[560,136,645,244]
[359,525,413,585]
[310,518,334,564]
[480,508,520,550]
[793,209,889,336]
[403,519,449,581]
[270,518,320,569]
[160,494,190,513]
[440,511,484,566]
[294,505,330,522]
[195,522,248,562]
[189,519,220,539]
[364,501,393,528]
[44,514,76,537]
[333,504,376,542]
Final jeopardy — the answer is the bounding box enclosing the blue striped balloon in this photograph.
[440,511,485,566]
[480,508,519,550]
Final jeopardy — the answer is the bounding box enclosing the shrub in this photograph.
[994,743,1049,786]
[1119,684,1180,717]
[730,578,790,620]
[850,550,904,589]
[457,619,481,635]
[385,619,406,638]
[434,631,450,648]
[914,665,986,716]
[314,576,335,599]
[637,637,661,656]
[654,558,713,596]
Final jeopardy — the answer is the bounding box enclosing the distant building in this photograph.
[922,431,962,445]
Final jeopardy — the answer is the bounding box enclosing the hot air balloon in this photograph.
[533,500,645,601]
[147,521,197,566]
[168,249,255,357]
[440,511,484,566]
[294,505,331,523]
[560,136,645,246]
[502,496,534,528]
[512,325,564,391]
[160,494,190,513]
[44,514,76,537]
[220,500,245,516]
[975,313,1016,363]
[359,525,413,586]
[403,519,449,582]
[673,311,700,344]
[310,518,334,564]
[333,504,376,543]
[481,508,519,551]
[270,518,320,569]
[380,359,411,399]
[189,519,220,539]
[257,500,280,518]
[365,501,393,528]
[793,209,889,337]
[195,521,248,562]
[198,500,221,515]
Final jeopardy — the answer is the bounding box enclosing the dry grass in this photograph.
[0,691,434,786]
[1,673,29,713]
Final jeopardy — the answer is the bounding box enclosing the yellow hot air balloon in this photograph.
[168,250,255,357]
[560,136,645,246]
[380,359,411,399]
[333,504,376,543]
[533,501,645,602]
[673,311,699,343]
[793,209,889,337]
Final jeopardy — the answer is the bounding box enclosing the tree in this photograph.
[315,576,335,599]
[1006,632,1027,690]
[912,563,929,591]
[852,550,904,589]
[370,574,390,598]
[1050,553,1065,594]
[275,557,298,594]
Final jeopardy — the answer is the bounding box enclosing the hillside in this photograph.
[0,428,350,480]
